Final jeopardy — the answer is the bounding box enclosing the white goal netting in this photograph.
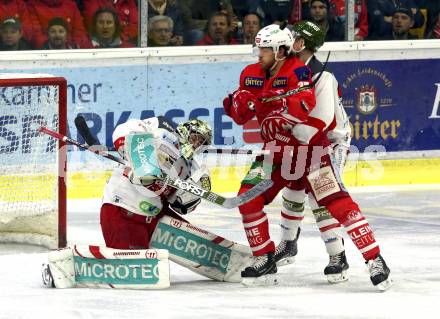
[0,74,66,249]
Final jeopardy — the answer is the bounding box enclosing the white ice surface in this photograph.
[1,186,440,319]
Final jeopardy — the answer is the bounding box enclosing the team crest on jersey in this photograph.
[244,77,264,88]
[294,66,311,81]
[272,77,288,88]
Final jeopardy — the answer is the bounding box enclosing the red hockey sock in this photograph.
[326,197,380,260]
[242,211,275,256]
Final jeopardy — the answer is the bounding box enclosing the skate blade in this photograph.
[241,274,278,287]
[276,256,295,267]
[41,263,55,288]
[326,270,349,284]
[376,278,393,291]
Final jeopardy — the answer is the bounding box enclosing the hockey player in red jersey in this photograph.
[274,21,352,283]
[223,23,317,285]
[223,23,392,290]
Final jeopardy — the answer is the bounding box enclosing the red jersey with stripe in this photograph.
[239,56,316,124]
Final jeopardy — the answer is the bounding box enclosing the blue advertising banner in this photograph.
[1,57,439,166]
[330,59,440,152]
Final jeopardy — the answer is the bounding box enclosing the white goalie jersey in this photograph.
[102,117,209,217]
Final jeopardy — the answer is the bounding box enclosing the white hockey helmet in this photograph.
[255,24,294,56]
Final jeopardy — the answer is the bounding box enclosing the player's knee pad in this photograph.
[238,184,266,216]
[282,187,306,211]
[325,196,361,224]
[283,187,306,203]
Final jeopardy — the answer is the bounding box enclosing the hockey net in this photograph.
[0,74,67,249]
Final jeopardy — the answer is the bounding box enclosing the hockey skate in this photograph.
[241,252,278,287]
[274,228,300,267]
[367,254,393,291]
[41,263,55,288]
[324,251,349,283]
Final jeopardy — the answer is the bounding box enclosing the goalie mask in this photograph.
[176,119,212,159]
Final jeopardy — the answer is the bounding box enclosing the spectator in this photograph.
[0,17,31,50]
[147,15,174,46]
[196,12,238,45]
[374,6,418,40]
[81,0,138,44]
[91,7,134,48]
[329,0,368,40]
[427,10,440,38]
[183,0,242,43]
[240,12,262,44]
[367,0,425,40]
[42,17,78,49]
[231,0,255,19]
[0,0,34,44]
[174,0,204,45]
[27,0,90,48]
[259,0,292,25]
[308,0,344,41]
[415,0,440,36]
[148,0,183,46]
[188,0,234,29]
[288,0,312,25]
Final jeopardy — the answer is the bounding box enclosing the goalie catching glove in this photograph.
[168,174,211,215]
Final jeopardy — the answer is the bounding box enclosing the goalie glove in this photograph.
[168,175,211,214]
[169,197,201,215]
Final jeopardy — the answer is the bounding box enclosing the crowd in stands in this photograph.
[0,0,439,51]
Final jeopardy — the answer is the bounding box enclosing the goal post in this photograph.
[0,74,67,249]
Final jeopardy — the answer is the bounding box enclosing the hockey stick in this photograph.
[261,51,332,103]
[74,115,268,156]
[39,126,273,209]
[201,148,269,155]
[40,126,125,165]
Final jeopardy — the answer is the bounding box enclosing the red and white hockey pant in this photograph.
[302,151,380,261]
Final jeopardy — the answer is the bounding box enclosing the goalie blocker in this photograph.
[42,216,251,288]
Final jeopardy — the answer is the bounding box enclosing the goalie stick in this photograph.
[75,116,268,156]
[39,126,273,209]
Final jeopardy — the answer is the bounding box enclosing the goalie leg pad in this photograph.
[43,247,76,288]
[73,245,170,289]
[150,215,252,283]
[43,246,170,289]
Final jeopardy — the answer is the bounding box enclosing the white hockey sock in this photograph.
[312,207,345,256]
[280,196,304,241]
